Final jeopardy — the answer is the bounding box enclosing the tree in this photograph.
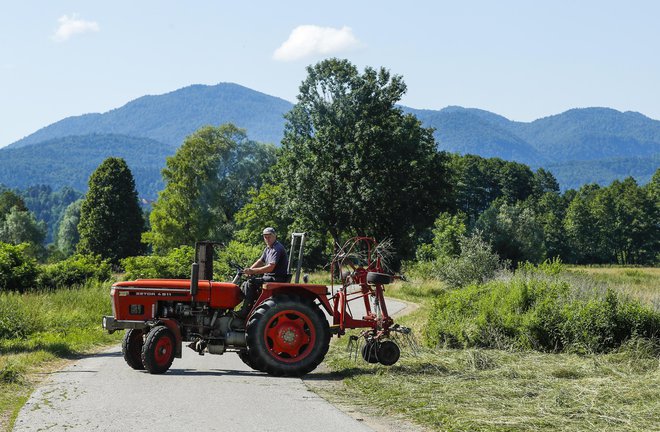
[532,168,560,197]
[476,199,545,264]
[607,177,658,264]
[450,154,494,224]
[564,188,600,263]
[144,124,276,253]
[234,183,292,246]
[56,199,83,257]
[0,206,46,258]
[431,212,467,258]
[276,58,451,262]
[533,192,568,260]
[498,161,535,203]
[77,158,144,263]
[0,190,27,217]
[21,185,82,244]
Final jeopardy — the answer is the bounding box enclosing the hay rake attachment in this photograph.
[330,237,419,366]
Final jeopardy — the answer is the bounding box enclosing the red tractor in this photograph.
[103,235,407,376]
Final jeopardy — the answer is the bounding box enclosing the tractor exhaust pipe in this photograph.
[190,262,199,296]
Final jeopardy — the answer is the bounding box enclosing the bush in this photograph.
[37,254,112,290]
[436,232,503,288]
[121,246,195,280]
[427,267,660,353]
[0,243,38,293]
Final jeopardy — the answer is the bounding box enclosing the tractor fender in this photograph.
[153,318,183,358]
[253,283,333,315]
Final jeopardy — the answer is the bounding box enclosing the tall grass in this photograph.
[426,269,660,353]
[0,280,121,431]
[568,266,660,310]
[0,280,118,354]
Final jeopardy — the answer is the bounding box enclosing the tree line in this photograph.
[1,58,658,270]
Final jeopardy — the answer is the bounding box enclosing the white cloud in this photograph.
[52,14,100,42]
[273,25,361,61]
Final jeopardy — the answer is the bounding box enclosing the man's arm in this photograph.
[244,261,276,275]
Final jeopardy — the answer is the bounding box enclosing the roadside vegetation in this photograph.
[0,279,120,431]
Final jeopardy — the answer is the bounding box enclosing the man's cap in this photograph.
[262,227,276,235]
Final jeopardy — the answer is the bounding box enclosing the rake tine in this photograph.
[347,335,361,361]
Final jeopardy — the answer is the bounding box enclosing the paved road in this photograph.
[13,299,407,432]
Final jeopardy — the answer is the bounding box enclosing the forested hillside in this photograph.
[2,83,659,195]
[403,107,546,164]
[8,83,292,148]
[512,108,660,162]
[546,154,660,190]
[0,134,175,198]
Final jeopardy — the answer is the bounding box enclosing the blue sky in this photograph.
[1,1,659,146]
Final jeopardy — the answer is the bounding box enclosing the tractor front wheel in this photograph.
[247,295,330,377]
[122,329,145,370]
[141,326,175,374]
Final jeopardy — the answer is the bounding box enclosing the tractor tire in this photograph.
[141,326,175,374]
[366,272,393,285]
[246,295,330,377]
[122,329,145,370]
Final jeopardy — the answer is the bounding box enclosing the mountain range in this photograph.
[2,82,659,197]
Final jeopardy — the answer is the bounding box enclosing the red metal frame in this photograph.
[329,237,394,338]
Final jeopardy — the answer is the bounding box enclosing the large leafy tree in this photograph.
[145,124,276,253]
[77,158,144,263]
[276,58,450,260]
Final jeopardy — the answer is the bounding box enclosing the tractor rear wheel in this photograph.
[141,326,175,374]
[122,329,145,370]
[246,295,330,377]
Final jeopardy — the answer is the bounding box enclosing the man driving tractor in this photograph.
[236,227,288,318]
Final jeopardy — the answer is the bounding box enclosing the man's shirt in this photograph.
[261,240,288,276]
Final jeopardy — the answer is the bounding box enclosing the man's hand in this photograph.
[243,268,255,276]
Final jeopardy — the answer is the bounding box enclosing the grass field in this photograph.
[316,267,660,432]
[567,266,660,310]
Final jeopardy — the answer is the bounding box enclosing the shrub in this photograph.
[0,243,38,293]
[37,254,112,290]
[436,231,503,288]
[121,246,195,280]
[427,267,660,353]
